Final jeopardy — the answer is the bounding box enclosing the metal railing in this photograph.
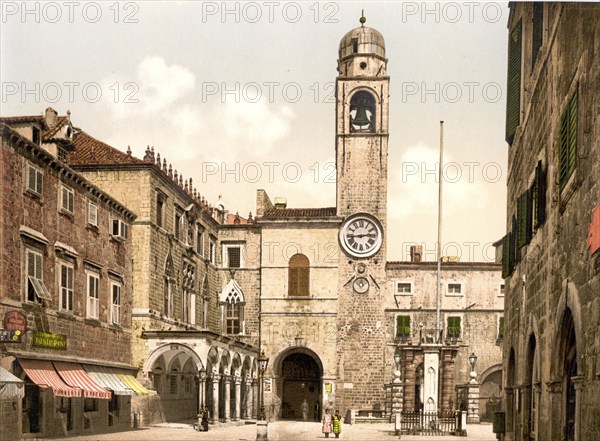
[399,411,461,436]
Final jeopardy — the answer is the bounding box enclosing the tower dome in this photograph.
[337,13,387,77]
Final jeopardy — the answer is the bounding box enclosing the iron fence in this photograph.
[399,411,461,436]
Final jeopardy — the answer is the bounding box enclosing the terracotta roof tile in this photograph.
[261,207,337,218]
[68,131,144,166]
[224,213,249,225]
[0,115,44,124]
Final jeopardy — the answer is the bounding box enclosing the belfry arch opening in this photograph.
[278,351,322,421]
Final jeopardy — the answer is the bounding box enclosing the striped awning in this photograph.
[0,367,24,398]
[18,359,80,398]
[118,373,157,396]
[83,365,134,396]
[53,362,111,400]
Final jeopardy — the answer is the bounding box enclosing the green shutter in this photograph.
[396,315,411,337]
[559,90,578,188]
[498,317,505,339]
[502,233,511,278]
[534,161,547,228]
[447,316,461,337]
[510,216,517,267]
[516,191,529,249]
[506,19,522,144]
[525,188,533,243]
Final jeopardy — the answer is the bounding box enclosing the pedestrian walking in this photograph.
[301,398,309,421]
[322,408,333,438]
[314,401,320,422]
[201,405,209,431]
[332,409,342,438]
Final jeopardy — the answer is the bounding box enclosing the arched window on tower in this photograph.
[350,91,376,133]
[288,254,310,297]
[163,251,175,317]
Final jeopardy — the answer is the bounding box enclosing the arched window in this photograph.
[163,251,174,317]
[288,254,309,297]
[220,279,245,335]
[350,91,376,133]
[202,277,209,329]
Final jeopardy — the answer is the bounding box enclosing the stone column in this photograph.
[467,373,480,424]
[440,348,457,412]
[223,374,231,422]
[520,385,531,440]
[234,375,242,421]
[252,377,259,419]
[211,372,221,423]
[504,387,515,438]
[198,370,207,407]
[572,375,584,441]
[544,381,561,441]
[391,365,403,421]
[402,349,416,412]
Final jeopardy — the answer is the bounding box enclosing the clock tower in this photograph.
[335,14,389,412]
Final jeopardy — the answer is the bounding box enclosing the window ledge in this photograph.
[59,209,74,220]
[24,189,43,202]
[559,170,581,214]
[84,318,101,326]
[86,224,100,234]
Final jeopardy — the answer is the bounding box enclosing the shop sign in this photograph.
[0,329,23,343]
[3,310,27,332]
[32,331,67,350]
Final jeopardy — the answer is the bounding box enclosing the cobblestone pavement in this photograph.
[45,421,497,441]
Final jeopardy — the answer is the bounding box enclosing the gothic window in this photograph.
[202,277,209,329]
[163,251,174,317]
[220,279,245,335]
[288,254,309,297]
[349,91,376,133]
[156,191,165,228]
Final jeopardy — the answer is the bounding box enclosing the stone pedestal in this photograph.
[467,374,480,424]
[256,420,268,440]
[423,348,440,413]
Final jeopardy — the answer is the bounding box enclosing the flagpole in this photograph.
[436,121,444,343]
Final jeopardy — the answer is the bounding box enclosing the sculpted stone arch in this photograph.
[143,342,203,374]
[553,279,584,377]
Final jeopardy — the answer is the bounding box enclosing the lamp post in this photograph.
[467,352,480,424]
[257,351,269,440]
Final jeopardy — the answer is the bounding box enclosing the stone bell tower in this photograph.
[335,14,390,413]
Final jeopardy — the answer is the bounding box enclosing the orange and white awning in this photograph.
[53,361,111,399]
[19,359,80,398]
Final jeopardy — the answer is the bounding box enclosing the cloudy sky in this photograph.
[1,1,509,262]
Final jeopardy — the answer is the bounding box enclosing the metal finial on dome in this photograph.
[360,10,366,27]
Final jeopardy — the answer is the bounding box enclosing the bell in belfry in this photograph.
[352,106,371,128]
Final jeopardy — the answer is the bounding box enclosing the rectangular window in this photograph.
[111,282,121,325]
[447,283,462,295]
[174,208,183,241]
[32,126,41,145]
[169,374,178,395]
[396,282,412,294]
[156,192,165,228]
[87,272,100,319]
[84,398,98,412]
[559,90,578,189]
[111,219,129,240]
[532,2,543,69]
[196,225,205,256]
[26,249,50,302]
[226,302,241,335]
[223,245,242,268]
[209,238,216,265]
[26,163,43,195]
[59,263,74,312]
[88,202,98,227]
[500,284,506,296]
[396,315,411,338]
[447,316,462,339]
[60,186,74,214]
[498,316,505,340]
[505,19,522,144]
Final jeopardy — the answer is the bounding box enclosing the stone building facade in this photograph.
[68,133,261,425]
[501,3,600,441]
[385,260,504,422]
[0,110,137,439]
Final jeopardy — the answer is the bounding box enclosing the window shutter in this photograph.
[34,253,42,278]
[525,188,533,243]
[27,252,36,277]
[535,161,547,227]
[502,234,511,278]
[499,317,505,338]
[289,268,298,296]
[298,267,309,296]
[517,192,528,249]
[559,90,578,188]
[28,166,36,191]
[396,315,411,336]
[505,19,522,144]
[510,216,517,268]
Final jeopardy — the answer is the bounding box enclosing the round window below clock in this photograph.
[360,61,367,69]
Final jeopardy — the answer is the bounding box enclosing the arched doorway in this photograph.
[280,352,322,421]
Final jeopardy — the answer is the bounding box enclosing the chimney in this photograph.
[410,245,422,263]
[274,197,287,209]
[45,107,58,127]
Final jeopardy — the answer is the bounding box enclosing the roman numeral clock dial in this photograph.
[339,214,383,258]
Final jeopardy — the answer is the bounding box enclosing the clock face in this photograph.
[339,214,383,258]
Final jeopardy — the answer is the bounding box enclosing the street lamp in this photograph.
[258,351,269,421]
[468,352,478,372]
